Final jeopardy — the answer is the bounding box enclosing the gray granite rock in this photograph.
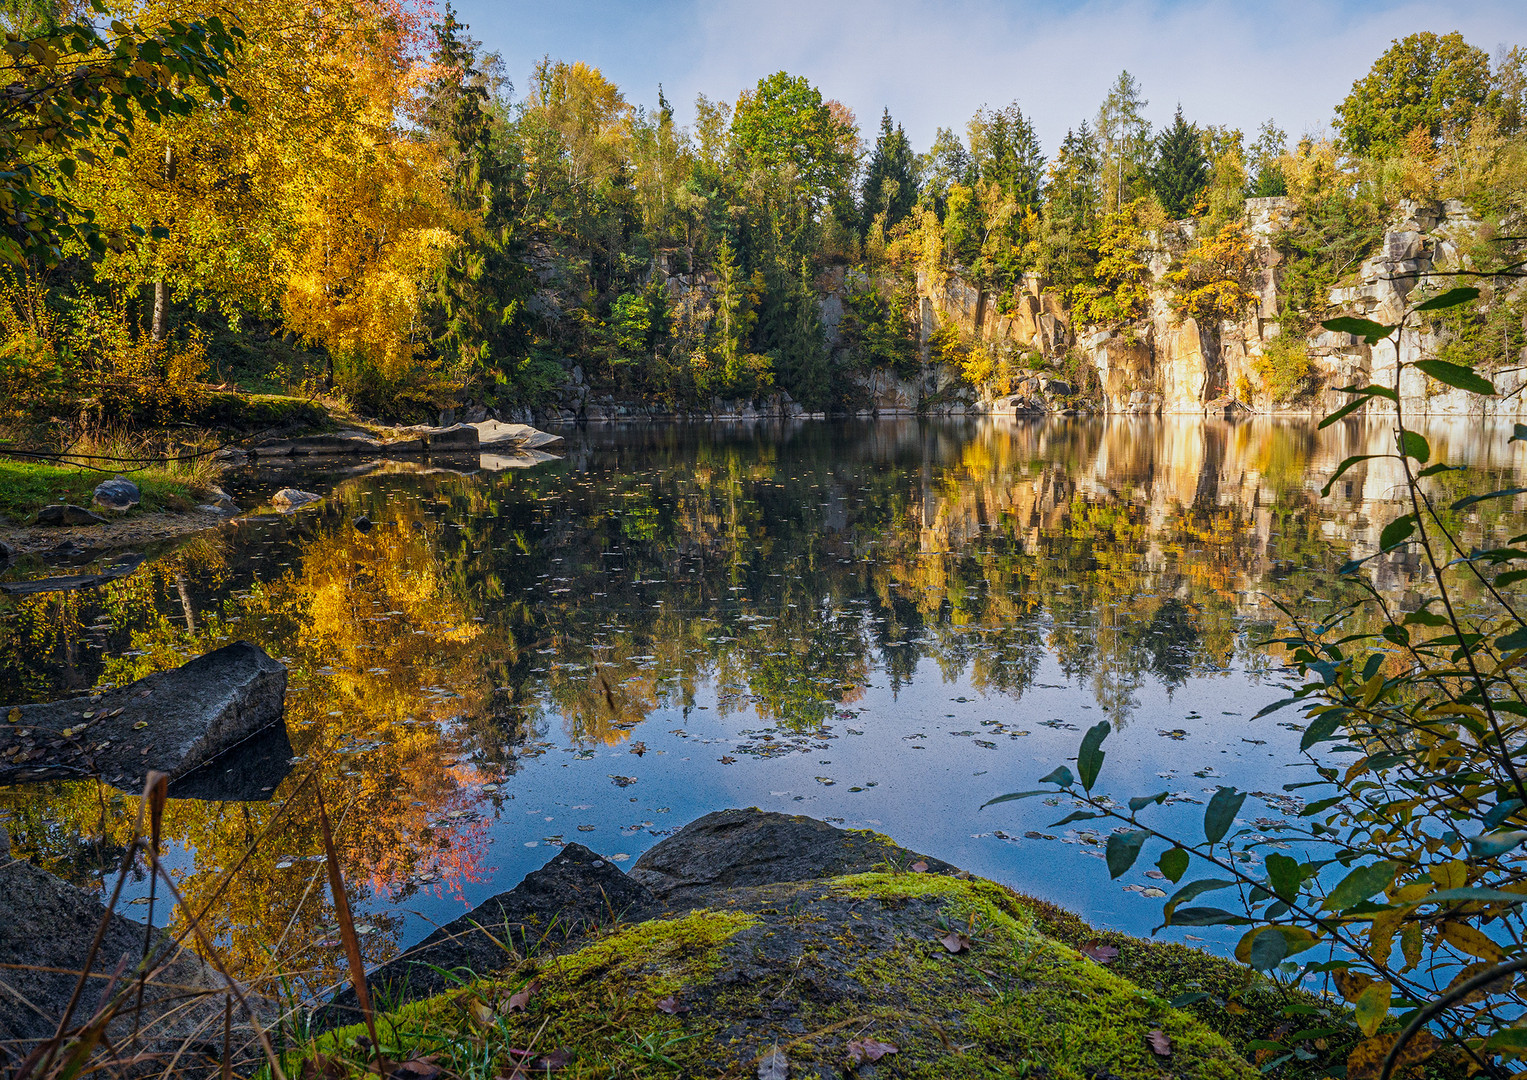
[36,504,107,526]
[0,641,288,788]
[270,488,321,509]
[91,478,140,511]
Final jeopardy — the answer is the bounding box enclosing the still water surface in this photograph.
[3,417,1525,997]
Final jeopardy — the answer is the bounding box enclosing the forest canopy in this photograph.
[1,9,1525,430]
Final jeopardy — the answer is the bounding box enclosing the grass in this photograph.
[0,456,203,522]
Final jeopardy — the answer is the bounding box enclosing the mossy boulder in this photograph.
[309,810,1259,1078]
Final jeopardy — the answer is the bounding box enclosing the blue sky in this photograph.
[449,0,1527,155]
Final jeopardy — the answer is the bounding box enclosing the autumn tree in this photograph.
[1335,31,1496,155]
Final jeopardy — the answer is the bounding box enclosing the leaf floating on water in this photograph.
[133,721,149,730]
[756,1046,788,1080]
[719,755,737,764]
[630,741,647,756]
[1079,940,1120,964]
[846,1039,898,1064]
[940,931,972,954]
[1147,1029,1173,1057]
[608,775,637,787]
[910,860,929,873]
[815,776,835,785]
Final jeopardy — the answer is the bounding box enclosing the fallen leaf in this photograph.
[7,708,20,723]
[630,741,647,756]
[655,995,689,1014]
[910,860,929,873]
[537,1048,571,1071]
[133,721,148,730]
[466,997,494,1026]
[504,979,540,1013]
[1079,940,1120,964]
[846,1038,898,1064]
[391,1057,440,1079]
[1147,1029,1173,1057]
[940,931,972,954]
[757,1047,788,1080]
[719,755,737,764]
[1345,1031,1437,1079]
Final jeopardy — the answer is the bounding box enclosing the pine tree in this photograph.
[1039,122,1102,289]
[969,102,1044,211]
[1149,105,1209,218]
[859,108,918,237]
[423,5,535,401]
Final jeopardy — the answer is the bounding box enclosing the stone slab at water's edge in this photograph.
[0,641,288,788]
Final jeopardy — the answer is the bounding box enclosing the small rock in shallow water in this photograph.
[271,488,321,510]
[91,477,140,511]
[36,503,107,526]
[353,514,372,532]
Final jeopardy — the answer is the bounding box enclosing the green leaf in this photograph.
[1452,487,1527,510]
[1317,396,1369,429]
[1105,830,1149,879]
[1379,514,1416,551]
[1247,927,1288,971]
[1322,455,1385,497]
[981,790,1046,810]
[1468,831,1527,858]
[1252,697,1299,719]
[1425,887,1527,904]
[1168,992,1210,1008]
[1323,861,1398,911]
[1497,627,1527,652]
[1414,359,1497,396]
[1402,607,1449,627]
[1323,316,1395,344]
[1040,766,1074,788]
[1265,853,1303,900]
[1157,847,1189,884]
[1354,981,1391,1037]
[1050,810,1102,827]
[1168,906,1247,926]
[1164,878,1238,920]
[1483,1027,1527,1053]
[1129,792,1169,812]
[1077,720,1110,792]
[1412,286,1480,312]
[1204,787,1246,844]
[1397,430,1429,464]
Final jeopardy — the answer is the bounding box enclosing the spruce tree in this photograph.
[422,5,534,400]
[1149,105,1209,219]
[860,108,918,237]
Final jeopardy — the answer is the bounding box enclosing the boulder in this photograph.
[0,856,245,1072]
[36,504,107,526]
[91,478,140,511]
[471,420,564,450]
[630,808,953,905]
[0,538,12,563]
[318,843,651,1029]
[310,811,1258,1079]
[0,641,288,788]
[270,488,321,510]
[352,514,372,533]
[0,553,146,596]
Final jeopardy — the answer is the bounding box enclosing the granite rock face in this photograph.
[0,641,288,788]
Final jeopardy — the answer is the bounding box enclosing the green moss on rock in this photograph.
[304,873,1256,1079]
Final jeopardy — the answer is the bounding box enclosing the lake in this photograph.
[3,416,1524,1000]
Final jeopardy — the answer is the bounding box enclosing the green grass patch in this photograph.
[0,457,199,521]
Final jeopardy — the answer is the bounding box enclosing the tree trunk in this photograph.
[150,144,175,342]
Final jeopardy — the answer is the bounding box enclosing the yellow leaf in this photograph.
[1346,1031,1437,1079]
[1334,969,1377,1001]
[1431,860,1468,890]
[1369,907,1405,960]
[1440,921,1504,962]
[1400,923,1423,971]
[1354,980,1391,1037]
[6,707,19,723]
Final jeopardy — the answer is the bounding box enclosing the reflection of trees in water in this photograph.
[4,419,1526,993]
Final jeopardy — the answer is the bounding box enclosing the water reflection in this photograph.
[2,416,1525,994]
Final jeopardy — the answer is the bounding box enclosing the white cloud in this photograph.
[461,0,1527,155]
